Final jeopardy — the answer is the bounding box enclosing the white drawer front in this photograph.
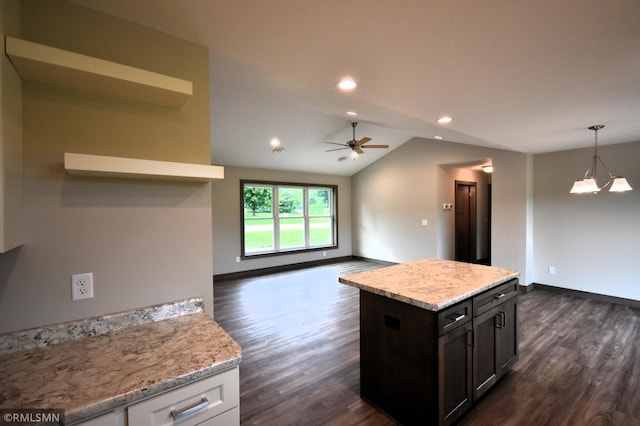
[128,367,239,426]
[194,406,238,426]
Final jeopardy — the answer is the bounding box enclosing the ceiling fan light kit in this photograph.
[338,77,357,91]
[569,125,633,194]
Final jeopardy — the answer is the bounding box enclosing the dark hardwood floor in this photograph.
[214,260,640,425]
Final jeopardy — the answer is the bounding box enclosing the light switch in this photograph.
[421,219,428,226]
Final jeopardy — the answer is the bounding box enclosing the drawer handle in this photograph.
[445,313,466,326]
[495,311,506,328]
[494,293,506,300]
[170,396,209,420]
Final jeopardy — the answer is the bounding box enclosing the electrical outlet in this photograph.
[71,273,94,301]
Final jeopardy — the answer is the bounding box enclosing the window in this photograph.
[242,181,337,257]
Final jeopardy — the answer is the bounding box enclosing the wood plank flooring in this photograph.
[213,260,640,425]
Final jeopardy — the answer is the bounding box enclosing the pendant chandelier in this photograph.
[569,125,633,194]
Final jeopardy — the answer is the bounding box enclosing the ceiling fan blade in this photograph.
[361,144,389,149]
[325,147,349,152]
[325,142,347,146]
[356,147,365,154]
[356,137,372,146]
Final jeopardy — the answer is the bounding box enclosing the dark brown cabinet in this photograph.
[359,278,519,426]
[438,318,473,425]
[472,279,519,400]
[496,296,519,375]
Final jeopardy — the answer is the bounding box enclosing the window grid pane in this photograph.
[242,182,336,256]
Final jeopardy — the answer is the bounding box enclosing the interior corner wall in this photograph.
[351,137,529,281]
[533,140,640,300]
[0,0,23,253]
[0,0,213,333]
[211,166,352,276]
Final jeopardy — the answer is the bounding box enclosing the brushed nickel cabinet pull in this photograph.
[170,396,209,420]
[495,311,506,328]
[446,313,466,327]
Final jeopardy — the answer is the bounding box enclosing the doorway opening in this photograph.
[454,177,492,265]
[455,181,477,263]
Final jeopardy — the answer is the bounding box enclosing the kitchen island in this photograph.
[340,259,520,426]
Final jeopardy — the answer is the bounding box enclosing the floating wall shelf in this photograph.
[64,153,224,182]
[5,36,192,108]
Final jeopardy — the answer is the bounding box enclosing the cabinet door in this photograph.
[438,322,472,426]
[496,297,519,376]
[472,308,498,400]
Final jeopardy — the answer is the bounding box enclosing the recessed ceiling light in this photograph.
[270,138,281,147]
[347,111,358,116]
[434,135,444,140]
[436,116,453,124]
[338,77,357,91]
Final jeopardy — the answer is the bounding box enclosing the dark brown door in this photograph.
[455,181,477,262]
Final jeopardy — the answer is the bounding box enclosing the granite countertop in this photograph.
[0,297,242,424]
[339,258,520,311]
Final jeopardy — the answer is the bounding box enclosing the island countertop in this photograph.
[339,258,520,311]
[0,298,242,424]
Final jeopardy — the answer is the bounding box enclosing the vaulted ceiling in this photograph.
[72,0,640,175]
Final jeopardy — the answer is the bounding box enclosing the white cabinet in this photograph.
[128,367,239,426]
[74,367,239,426]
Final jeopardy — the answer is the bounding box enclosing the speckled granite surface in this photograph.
[0,298,242,424]
[339,258,519,311]
[0,297,205,355]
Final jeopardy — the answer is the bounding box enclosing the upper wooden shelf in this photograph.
[5,36,192,108]
[64,153,224,182]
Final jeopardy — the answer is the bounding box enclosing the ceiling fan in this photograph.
[325,122,389,154]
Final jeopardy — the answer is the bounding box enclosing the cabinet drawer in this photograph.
[473,279,519,316]
[437,300,472,336]
[128,367,239,426]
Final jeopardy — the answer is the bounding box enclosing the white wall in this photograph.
[351,137,530,282]
[211,166,352,275]
[533,140,640,300]
[0,0,214,333]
